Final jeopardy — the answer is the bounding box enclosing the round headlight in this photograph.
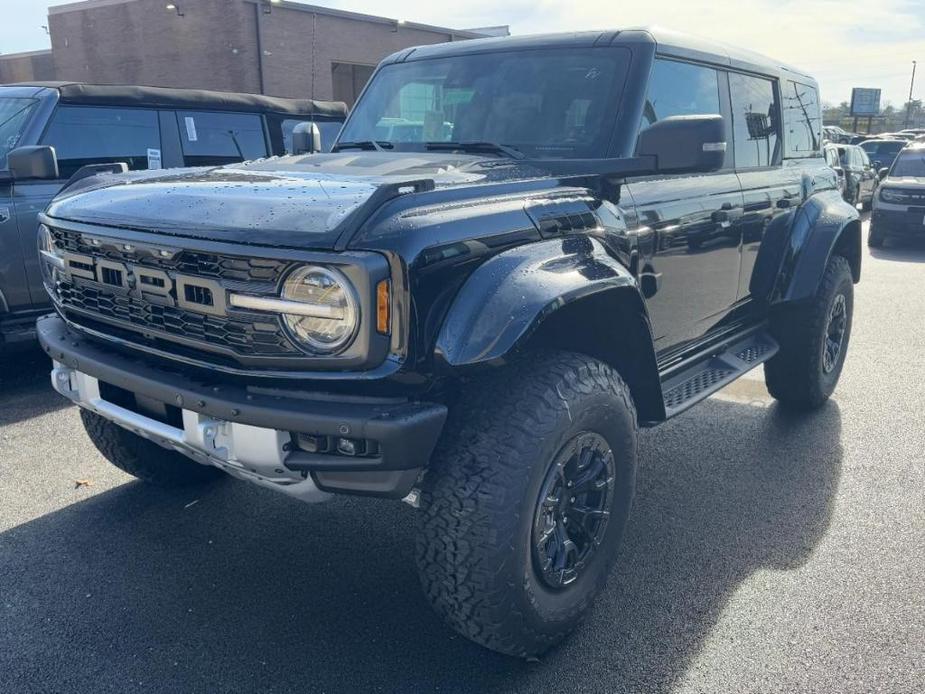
[281,265,359,353]
[879,188,903,203]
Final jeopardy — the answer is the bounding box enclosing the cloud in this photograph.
[317,0,923,106]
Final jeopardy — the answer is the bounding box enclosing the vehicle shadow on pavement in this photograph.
[0,346,71,426]
[0,398,842,693]
[868,237,925,263]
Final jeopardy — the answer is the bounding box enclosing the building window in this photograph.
[332,62,375,107]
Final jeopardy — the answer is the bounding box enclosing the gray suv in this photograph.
[0,82,345,349]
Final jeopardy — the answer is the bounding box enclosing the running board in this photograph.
[660,330,779,418]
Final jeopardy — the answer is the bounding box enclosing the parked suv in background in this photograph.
[0,82,345,350]
[869,142,925,247]
[37,30,859,657]
[837,143,878,209]
[859,138,907,170]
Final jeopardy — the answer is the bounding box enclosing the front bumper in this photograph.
[39,314,447,499]
[871,206,925,237]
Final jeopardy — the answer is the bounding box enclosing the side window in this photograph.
[858,149,870,167]
[177,111,268,166]
[41,106,161,178]
[729,73,780,169]
[639,59,721,131]
[781,80,821,157]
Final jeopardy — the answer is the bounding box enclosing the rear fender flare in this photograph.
[750,190,861,304]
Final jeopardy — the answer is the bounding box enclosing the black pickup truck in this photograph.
[36,29,859,657]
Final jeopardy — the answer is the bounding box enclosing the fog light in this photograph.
[295,432,327,453]
[336,438,358,456]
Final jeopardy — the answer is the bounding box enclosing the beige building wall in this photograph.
[6,0,492,101]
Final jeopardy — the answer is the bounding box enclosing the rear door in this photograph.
[624,58,744,353]
[732,74,804,303]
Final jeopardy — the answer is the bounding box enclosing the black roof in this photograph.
[3,81,347,118]
[384,27,816,85]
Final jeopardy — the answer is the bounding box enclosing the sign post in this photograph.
[850,88,881,135]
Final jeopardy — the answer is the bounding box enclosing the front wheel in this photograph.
[765,255,854,409]
[415,352,637,658]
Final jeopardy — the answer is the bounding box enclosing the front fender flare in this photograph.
[435,236,642,367]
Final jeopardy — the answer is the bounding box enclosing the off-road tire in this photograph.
[415,351,637,658]
[81,409,223,487]
[765,255,853,410]
[867,224,885,248]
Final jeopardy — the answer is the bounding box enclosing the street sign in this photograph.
[850,88,881,116]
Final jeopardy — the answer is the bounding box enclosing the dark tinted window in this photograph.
[0,97,38,167]
[861,140,905,158]
[781,80,821,157]
[41,106,160,178]
[340,48,630,159]
[891,149,925,177]
[177,111,267,166]
[729,73,779,168]
[641,59,721,129]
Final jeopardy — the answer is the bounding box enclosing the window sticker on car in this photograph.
[184,116,198,142]
[147,148,162,170]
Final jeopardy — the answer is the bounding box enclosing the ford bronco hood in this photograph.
[45,152,547,249]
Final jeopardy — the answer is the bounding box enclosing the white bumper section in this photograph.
[52,362,331,503]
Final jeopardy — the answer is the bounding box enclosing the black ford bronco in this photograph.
[37,29,860,657]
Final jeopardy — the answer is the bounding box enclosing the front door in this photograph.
[0,180,34,315]
[624,58,744,354]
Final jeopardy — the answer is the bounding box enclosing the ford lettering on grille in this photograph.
[61,251,227,317]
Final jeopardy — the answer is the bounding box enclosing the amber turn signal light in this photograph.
[376,279,390,334]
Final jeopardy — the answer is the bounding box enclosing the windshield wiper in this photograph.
[332,140,394,152]
[424,141,526,160]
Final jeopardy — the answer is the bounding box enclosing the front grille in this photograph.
[58,282,300,357]
[50,227,289,284]
[47,226,303,361]
[884,189,925,205]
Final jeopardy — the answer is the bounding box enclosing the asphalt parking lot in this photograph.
[1,218,923,693]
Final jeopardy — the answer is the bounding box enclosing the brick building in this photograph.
[0,0,506,104]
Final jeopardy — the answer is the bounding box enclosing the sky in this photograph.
[0,0,921,107]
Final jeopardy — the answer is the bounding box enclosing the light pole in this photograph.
[905,60,917,129]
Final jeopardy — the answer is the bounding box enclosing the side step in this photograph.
[660,330,779,418]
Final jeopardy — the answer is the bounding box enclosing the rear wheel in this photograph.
[415,351,637,657]
[81,409,223,487]
[765,255,853,410]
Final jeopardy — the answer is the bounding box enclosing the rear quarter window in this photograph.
[177,111,268,166]
[781,80,822,158]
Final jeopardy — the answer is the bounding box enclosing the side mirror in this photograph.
[878,167,890,180]
[872,160,882,170]
[7,146,59,181]
[291,122,322,155]
[637,115,726,174]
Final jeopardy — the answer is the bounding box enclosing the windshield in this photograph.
[338,47,630,159]
[891,149,925,178]
[0,97,38,168]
